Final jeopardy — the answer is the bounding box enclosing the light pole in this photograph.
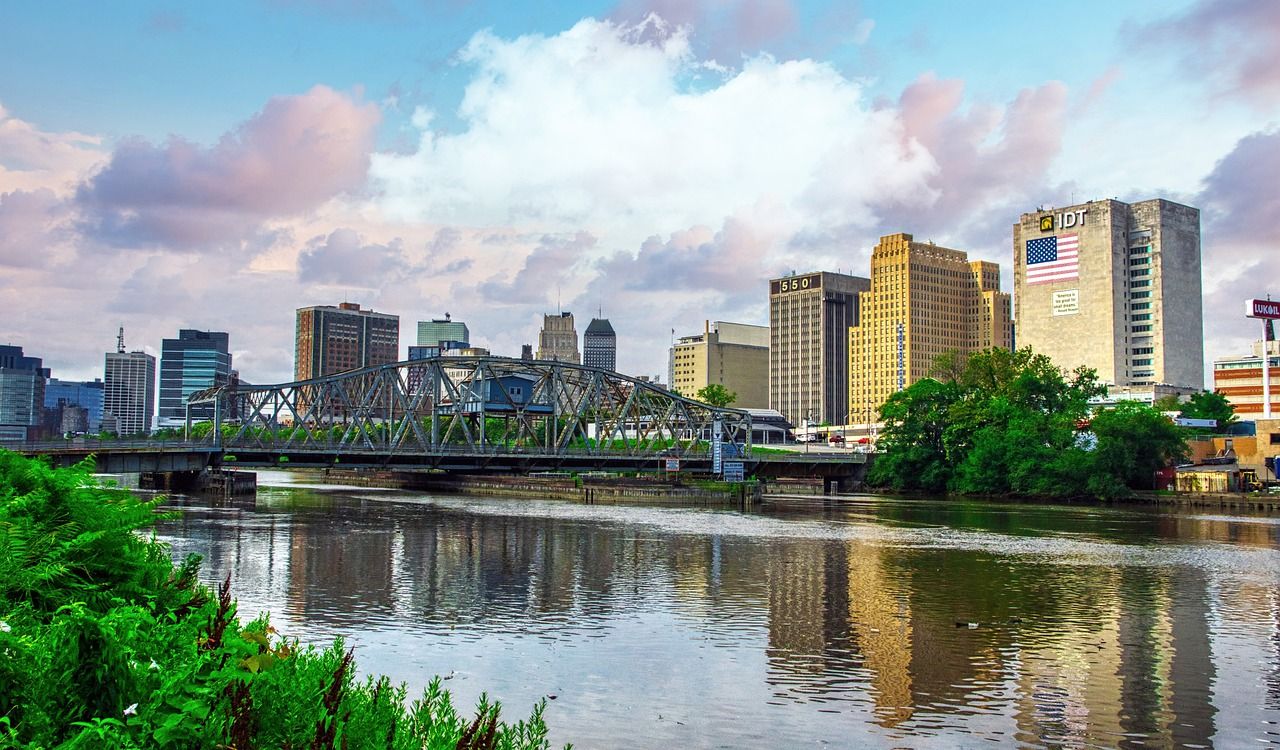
[804,410,812,455]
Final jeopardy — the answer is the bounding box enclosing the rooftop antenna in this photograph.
[116,326,125,354]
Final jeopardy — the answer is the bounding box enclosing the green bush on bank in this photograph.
[867,348,1187,500]
[0,450,563,750]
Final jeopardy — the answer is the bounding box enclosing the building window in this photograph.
[1131,279,1150,288]
[1133,313,1152,321]
[1271,433,1280,445]
[1129,269,1150,278]
[1132,358,1153,366]
[1132,291,1151,299]
[1131,302,1151,310]
[1128,257,1150,266]
[1132,325,1153,332]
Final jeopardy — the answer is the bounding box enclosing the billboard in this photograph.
[1246,299,1280,319]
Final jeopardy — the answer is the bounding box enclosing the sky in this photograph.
[1,0,1278,385]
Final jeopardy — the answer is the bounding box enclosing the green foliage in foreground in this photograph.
[868,348,1187,500]
[0,451,564,750]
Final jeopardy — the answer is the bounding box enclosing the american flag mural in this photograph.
[1025,234,1079,285]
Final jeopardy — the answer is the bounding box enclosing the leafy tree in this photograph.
[1152,394,1183,412]
[1179,390,1238,433]
[694,384,737,407]
[1089,401,1187,494]
[869,347,1175,500]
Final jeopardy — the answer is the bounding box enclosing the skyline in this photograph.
[2,1,1277,384]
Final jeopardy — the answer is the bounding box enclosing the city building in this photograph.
[769,271,870,426]
[849,233,1012,424]
[536,312,580,363]
[1213,340,1280,416]
[583,318,617,371]
[521,344,534,361]
[295,302,400,381]
[0,344,50,442]
[44,378,105,433]
[669,320,769,408]
[1013,198,1203,391]
[158,330,232,428]
[416,314,469,347]
[104,331,156,436]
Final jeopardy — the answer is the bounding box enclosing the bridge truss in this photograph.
[186,356,751,460]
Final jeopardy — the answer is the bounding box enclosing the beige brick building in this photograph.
[849,233,1012,424]
[536,312,580,363]
[769,271,870,426]
[1013,198,1203,390]
[669,320,769,408]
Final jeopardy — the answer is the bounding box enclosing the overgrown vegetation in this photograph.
[0,450,565,749]
[868,348,1187,500]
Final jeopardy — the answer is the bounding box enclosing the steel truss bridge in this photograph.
[185,356,752,465]
[15,357,867,487]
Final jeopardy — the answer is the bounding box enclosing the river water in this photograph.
[153,471,1280,749]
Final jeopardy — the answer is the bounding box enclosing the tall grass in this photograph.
[0,451,565,749]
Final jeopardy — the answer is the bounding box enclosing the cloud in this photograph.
[297,228,409,286]
[0,188,74,268]
[373,17,934,251]
[1138,0,1280,107]
[0,103,105,193]
[76,85,380,249]
[1195,128,1280,369]
[884,74,1069,233]
[476,232,597,306]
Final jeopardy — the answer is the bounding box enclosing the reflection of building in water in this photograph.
[1009,569,1125,746]
[844,542,913,727]
[285,508,398,624]
[766,541,851,669]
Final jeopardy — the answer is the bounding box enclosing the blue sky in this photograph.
[1,0,1277,384]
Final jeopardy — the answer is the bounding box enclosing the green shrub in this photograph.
[0,451,563,749]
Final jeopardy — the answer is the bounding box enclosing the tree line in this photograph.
[867,348,1201,500]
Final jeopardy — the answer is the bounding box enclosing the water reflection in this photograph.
[155,480,1280,748]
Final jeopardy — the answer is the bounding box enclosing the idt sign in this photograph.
[1247,298,1280,319]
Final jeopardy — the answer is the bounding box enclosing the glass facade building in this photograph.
[44,378,106,432]
[158,330,232,427]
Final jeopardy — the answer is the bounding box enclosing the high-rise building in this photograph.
[583,318,617,371]
[416,314,469,347]
[1013,198,1203,390]
[1213,340,1280,416]
[769,271,870,426]
[521,344,534,361]
[849,233,1012,424]
[295,302,400,381]
[158,330,232,427]
[0,344,50,442]
[104,331,156,436]
[669,320,769,408]
[537,312,580,363]
[44,378,105,433]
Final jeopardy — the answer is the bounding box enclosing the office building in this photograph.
[670,320,769,408]
[537,312,580,363]
[295,302,400,381]
[521,344,534,361]
[104,332,156,435]
[416,314,469,347]
[583,318,617,371]
[849,233,1012,424]
[0,345,50,441]
[1213,340,1280,416]
[769,271,870,426]
[44,378,105,433]
[1013,198,1203,390]
[158,330,232,427]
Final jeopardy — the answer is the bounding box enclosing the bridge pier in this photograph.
[139,468,256,497]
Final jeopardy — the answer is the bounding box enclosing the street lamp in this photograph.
[804,410,812,455]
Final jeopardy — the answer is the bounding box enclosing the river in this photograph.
[153,471,1280,748]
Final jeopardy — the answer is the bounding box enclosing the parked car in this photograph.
[793,432,817,443]
[827,434,845,445]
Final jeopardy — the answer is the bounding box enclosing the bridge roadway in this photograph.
[14,439,868,482]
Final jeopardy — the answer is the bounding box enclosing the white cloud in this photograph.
[372,17,937,257]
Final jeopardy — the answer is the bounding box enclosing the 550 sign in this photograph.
[774,274,819,294]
